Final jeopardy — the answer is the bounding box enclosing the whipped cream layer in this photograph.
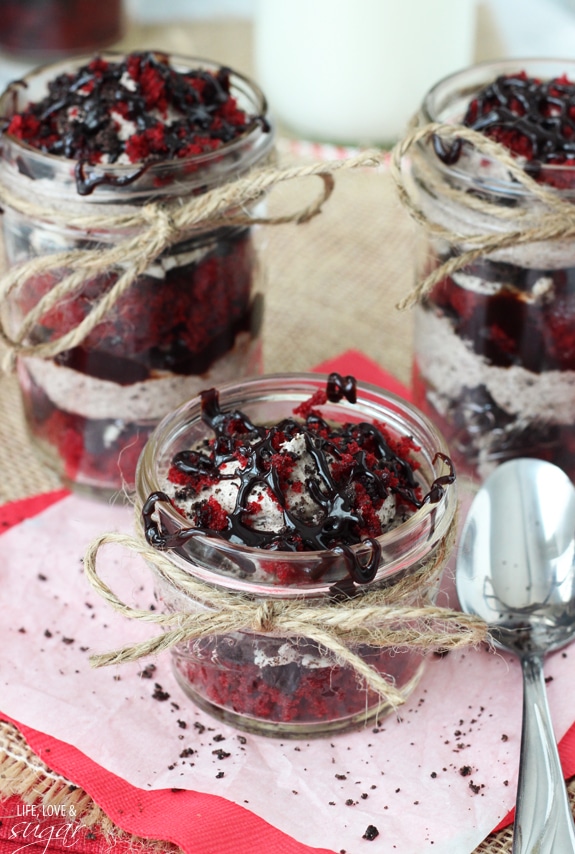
[22,331,256,422]
[416,309,575,425]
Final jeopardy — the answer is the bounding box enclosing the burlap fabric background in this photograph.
[0,18,573,854]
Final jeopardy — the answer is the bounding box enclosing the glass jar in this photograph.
[409,59,575,485]
[0,53,274,498]
[135,373,457,737]
[254,0,475,144]
[0,0,123,59]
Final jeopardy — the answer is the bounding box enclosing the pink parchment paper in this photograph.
[1,494,575,853]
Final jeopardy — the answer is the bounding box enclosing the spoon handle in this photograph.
[513,654,575,854]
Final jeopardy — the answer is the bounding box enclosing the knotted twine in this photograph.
[83,515,487,710]
[0,149,384,373]
[390,121,575,309]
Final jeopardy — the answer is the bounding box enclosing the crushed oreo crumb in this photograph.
[138,663,157,679]
[152,683,170,701]
[363,825,380,841]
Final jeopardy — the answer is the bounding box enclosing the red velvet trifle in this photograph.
[408,59,575,483]
[0,51,273,497]
[135,373,457,737]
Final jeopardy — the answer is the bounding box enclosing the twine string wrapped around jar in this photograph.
[83,518,488,710]
[0,150,383,372]
[390,121,575,309]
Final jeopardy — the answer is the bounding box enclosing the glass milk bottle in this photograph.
[254,0,476,144]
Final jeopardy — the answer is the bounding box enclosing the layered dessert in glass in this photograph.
[410,60,575,483]
[136,373,457,737]
[0,51,274,496]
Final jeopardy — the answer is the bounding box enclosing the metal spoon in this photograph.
[457,457,575,853]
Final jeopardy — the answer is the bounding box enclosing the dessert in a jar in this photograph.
[406,59,575,483]
[135,373,457,737]
[0,0,123,58]
[0,51,274,497]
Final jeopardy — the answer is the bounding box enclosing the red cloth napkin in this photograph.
[0,715,334,854]
[1,350,574,850]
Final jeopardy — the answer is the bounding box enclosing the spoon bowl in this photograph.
[457,457,575,853]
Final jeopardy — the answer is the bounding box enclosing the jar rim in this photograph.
[0,51,274,200]
[418,56,575,194]
[135,372,457,596]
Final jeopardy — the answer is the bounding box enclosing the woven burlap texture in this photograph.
[0,721,181,853]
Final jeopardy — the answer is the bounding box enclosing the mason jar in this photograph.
[135,373,457,737]
[408,59,575,485]
[0,53,274,498]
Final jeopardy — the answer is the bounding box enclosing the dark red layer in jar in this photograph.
[21,375,148,487]
[17,228,261,490]
[19,228,259,383]
[0,0,123,57]
[412,366,575,479]
[429,257,575,373]
[414,253,575,480]
[173,638,421,728]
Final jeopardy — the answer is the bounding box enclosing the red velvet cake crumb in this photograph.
[174,644,420,726]
[3,51,260,170]
[457,71,575,188]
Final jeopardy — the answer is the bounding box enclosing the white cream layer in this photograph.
[415,309,575,424]
[23,331,255,422]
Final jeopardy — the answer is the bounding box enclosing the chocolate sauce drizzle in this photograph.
[143,374,455,585]
[434,73,575,171]
[326,372,357,404]
[74,160,149,196]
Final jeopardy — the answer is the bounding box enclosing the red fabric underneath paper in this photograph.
[0,489,69,531]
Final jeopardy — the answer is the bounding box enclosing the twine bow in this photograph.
[83,524,487,710]
[390,121,575,308]
[0,149,383,373]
